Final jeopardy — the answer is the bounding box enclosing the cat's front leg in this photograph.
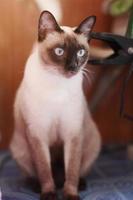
[27,130,57,200]
[64,136,83,200]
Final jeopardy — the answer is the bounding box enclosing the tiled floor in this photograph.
[0,147,133,200]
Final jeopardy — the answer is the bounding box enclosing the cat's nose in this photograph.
[67,63,79,72]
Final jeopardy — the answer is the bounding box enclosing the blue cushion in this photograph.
[0,148,133,200]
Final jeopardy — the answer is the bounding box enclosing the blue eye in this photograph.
[77,49,86,57]
[54,48,64,56]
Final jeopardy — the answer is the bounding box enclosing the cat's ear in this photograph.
[38,11,63,42]
[75,16,96,40]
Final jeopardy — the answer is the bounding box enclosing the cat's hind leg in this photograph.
[80,116,101,177]
[10,109,35,178]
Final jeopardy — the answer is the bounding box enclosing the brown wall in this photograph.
[0,0,133,149]
[61,0,112,31]
[0,0,39,148]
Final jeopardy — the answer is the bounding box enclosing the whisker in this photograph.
[83,68,94,74]
[82,71,92,85]
[82,69,94,83]
[83,68,95,80]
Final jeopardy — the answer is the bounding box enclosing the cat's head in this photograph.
[38,11,96,78]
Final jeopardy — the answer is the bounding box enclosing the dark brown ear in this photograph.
[75,16,96,40]
[38,10,63,42]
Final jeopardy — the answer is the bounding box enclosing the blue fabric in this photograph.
[0,148,133,200]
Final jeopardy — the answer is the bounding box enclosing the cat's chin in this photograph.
[65,71,78,78]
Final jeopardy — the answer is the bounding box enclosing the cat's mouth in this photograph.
[66,70,79,78]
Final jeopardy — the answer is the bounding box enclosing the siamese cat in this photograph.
[10,11,101,200]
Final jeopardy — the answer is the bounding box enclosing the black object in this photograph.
[88,32,133,121]
[120,62,133,121]
[88,32,133,65]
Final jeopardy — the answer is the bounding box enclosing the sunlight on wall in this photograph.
[35,0,62,22]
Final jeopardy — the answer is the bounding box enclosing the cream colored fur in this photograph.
[10,26,101,196]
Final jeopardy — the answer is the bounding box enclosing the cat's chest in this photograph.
[24,68,82,108]
[23,75,84,123]
[20,68,86,144]
[22,79,85,143]
[26,87,72,115]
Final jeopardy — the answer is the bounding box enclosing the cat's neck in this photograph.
[24,45,83,92]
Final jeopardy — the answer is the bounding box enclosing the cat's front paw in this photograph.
[64,194,80,200]
[40,191,57,200]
